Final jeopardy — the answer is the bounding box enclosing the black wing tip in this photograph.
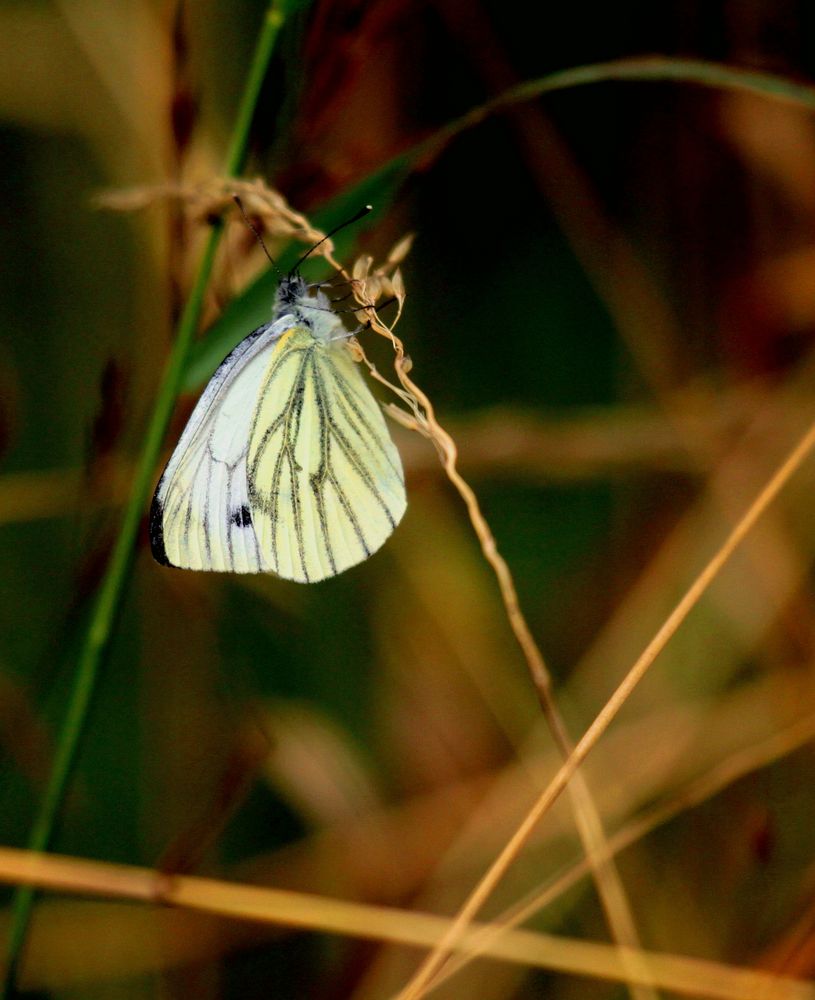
[149,494,171,566]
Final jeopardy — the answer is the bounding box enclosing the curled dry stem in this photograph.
[346,250,657,1000]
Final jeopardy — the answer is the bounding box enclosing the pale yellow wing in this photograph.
[150,322,286,573]
[247,326,406,582]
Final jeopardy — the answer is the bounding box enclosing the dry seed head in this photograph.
[364,274,383,302]
[386,233,414,266]
[96,178,326,249]
[352,254,374,281]
[346,338,365,362]
[391,268,406,307]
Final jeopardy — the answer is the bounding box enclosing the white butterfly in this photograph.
[150,272,406,582]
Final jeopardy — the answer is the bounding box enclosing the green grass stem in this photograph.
[0,5,285,993]
[439,54,815,143]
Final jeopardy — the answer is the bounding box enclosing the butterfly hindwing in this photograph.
[246,326,406,582]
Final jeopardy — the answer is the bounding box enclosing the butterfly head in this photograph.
[275,273,308,311]
[267,205,374,343]
[275,273,343,343]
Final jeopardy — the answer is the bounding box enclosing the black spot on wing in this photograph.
[149,493,171,566]
[231,504,252,528]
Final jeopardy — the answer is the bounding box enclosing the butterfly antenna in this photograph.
[233,196,280,270]
[306,295,398,316]
[290,204,373,274]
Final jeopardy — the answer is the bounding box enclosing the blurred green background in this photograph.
[3,1,815,998]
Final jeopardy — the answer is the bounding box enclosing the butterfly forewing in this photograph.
[150,322,286,573]
[246,327,406,582]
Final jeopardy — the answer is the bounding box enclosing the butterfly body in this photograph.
[150,276,406,582]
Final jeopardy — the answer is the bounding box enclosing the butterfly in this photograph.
[149,235,406,583]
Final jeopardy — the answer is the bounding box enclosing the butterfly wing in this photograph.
[246,327,406,582]
[150,320,290,573]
